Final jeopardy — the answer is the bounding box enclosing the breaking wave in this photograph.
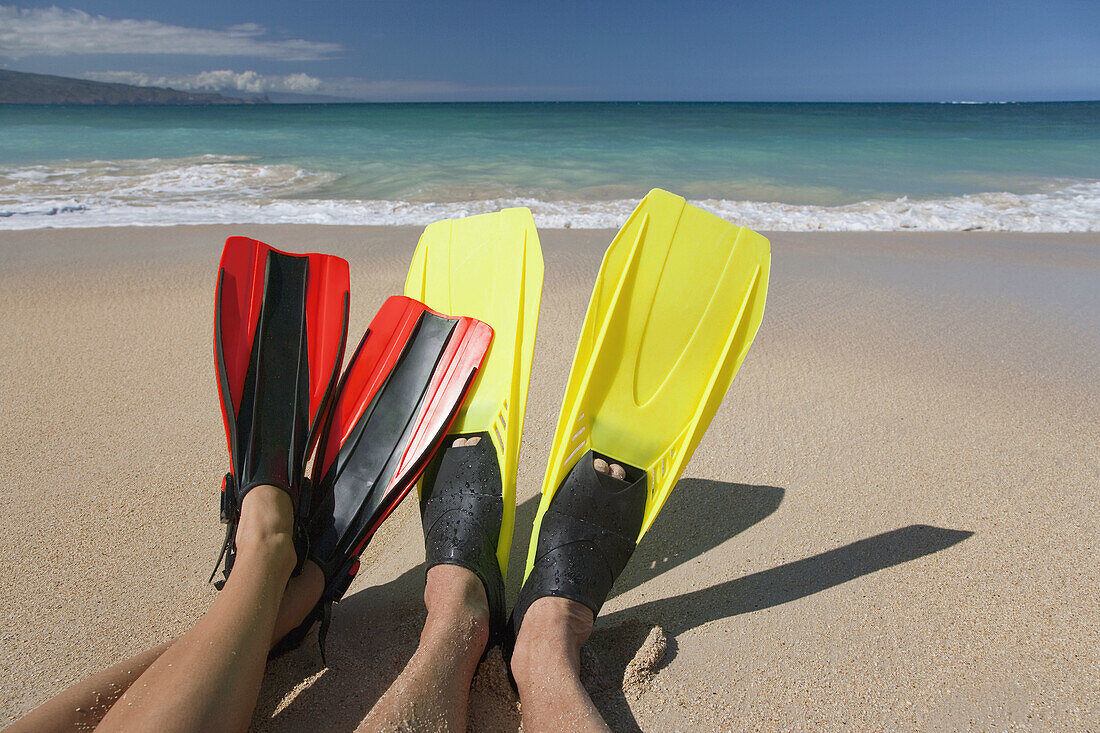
[1,156,1097,232]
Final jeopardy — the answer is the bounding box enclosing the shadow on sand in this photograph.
[251,475,971,733]
[504,478,786,603]
[253,564,427,732]
[590,523,974,731]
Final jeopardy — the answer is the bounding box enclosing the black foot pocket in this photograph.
[509,450,647,643]
[421,432,507,640]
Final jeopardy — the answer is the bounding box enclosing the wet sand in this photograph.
[0,226,1096,730]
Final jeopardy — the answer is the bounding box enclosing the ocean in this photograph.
[1,102,1097,231]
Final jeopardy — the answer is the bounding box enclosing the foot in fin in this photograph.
[509,451,646,639]
[272,295,492,660]
[510,189,770,657]
[420,432,507,645]
[405,207,545,617]
[212,237,350,583]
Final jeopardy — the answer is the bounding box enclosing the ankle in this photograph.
[235,485,296,570]
[510,597,593,687]
[422,564,490,652]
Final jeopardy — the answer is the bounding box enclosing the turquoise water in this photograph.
[1,102,1097,229]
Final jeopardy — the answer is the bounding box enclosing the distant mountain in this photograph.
[0,69,268,105]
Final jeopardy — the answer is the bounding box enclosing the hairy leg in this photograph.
[510,455,634,732]
[358,564,490,732]
[511,597,610,733]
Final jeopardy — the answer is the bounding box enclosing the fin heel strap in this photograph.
[209,473,310,585]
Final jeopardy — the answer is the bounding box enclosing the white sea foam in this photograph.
[1,157,1097,232]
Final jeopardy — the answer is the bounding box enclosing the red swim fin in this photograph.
[213,236,350,579]
[274,295,492,658]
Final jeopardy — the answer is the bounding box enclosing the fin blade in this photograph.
[405,209,544,579]
[307,296,492,597]
[215,237,350,476]
[529,189,771,577]
[302,253,351,454]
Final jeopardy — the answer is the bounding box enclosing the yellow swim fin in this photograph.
[405,208,544,620]
[512,189,769,632]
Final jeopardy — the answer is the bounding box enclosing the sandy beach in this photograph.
[0,225,1096,731]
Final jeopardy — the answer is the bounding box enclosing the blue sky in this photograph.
[1,1,1097,101]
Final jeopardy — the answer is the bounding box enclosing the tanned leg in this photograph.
[511,598,610,732]
[90,485,296,733]
[9,561,324,733]
[357,564,490,732]
[272,561,325,643]
[6,641,173,733]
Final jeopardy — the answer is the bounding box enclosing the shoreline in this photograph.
[3,185,1098,232]
[1,227,1097,729]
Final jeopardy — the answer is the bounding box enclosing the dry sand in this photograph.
[0,226,1096,731]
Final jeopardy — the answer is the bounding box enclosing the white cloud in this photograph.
[84,70,323,94]
[315,78,575,102]
[76,70,561,101]
[0,5,341,60]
